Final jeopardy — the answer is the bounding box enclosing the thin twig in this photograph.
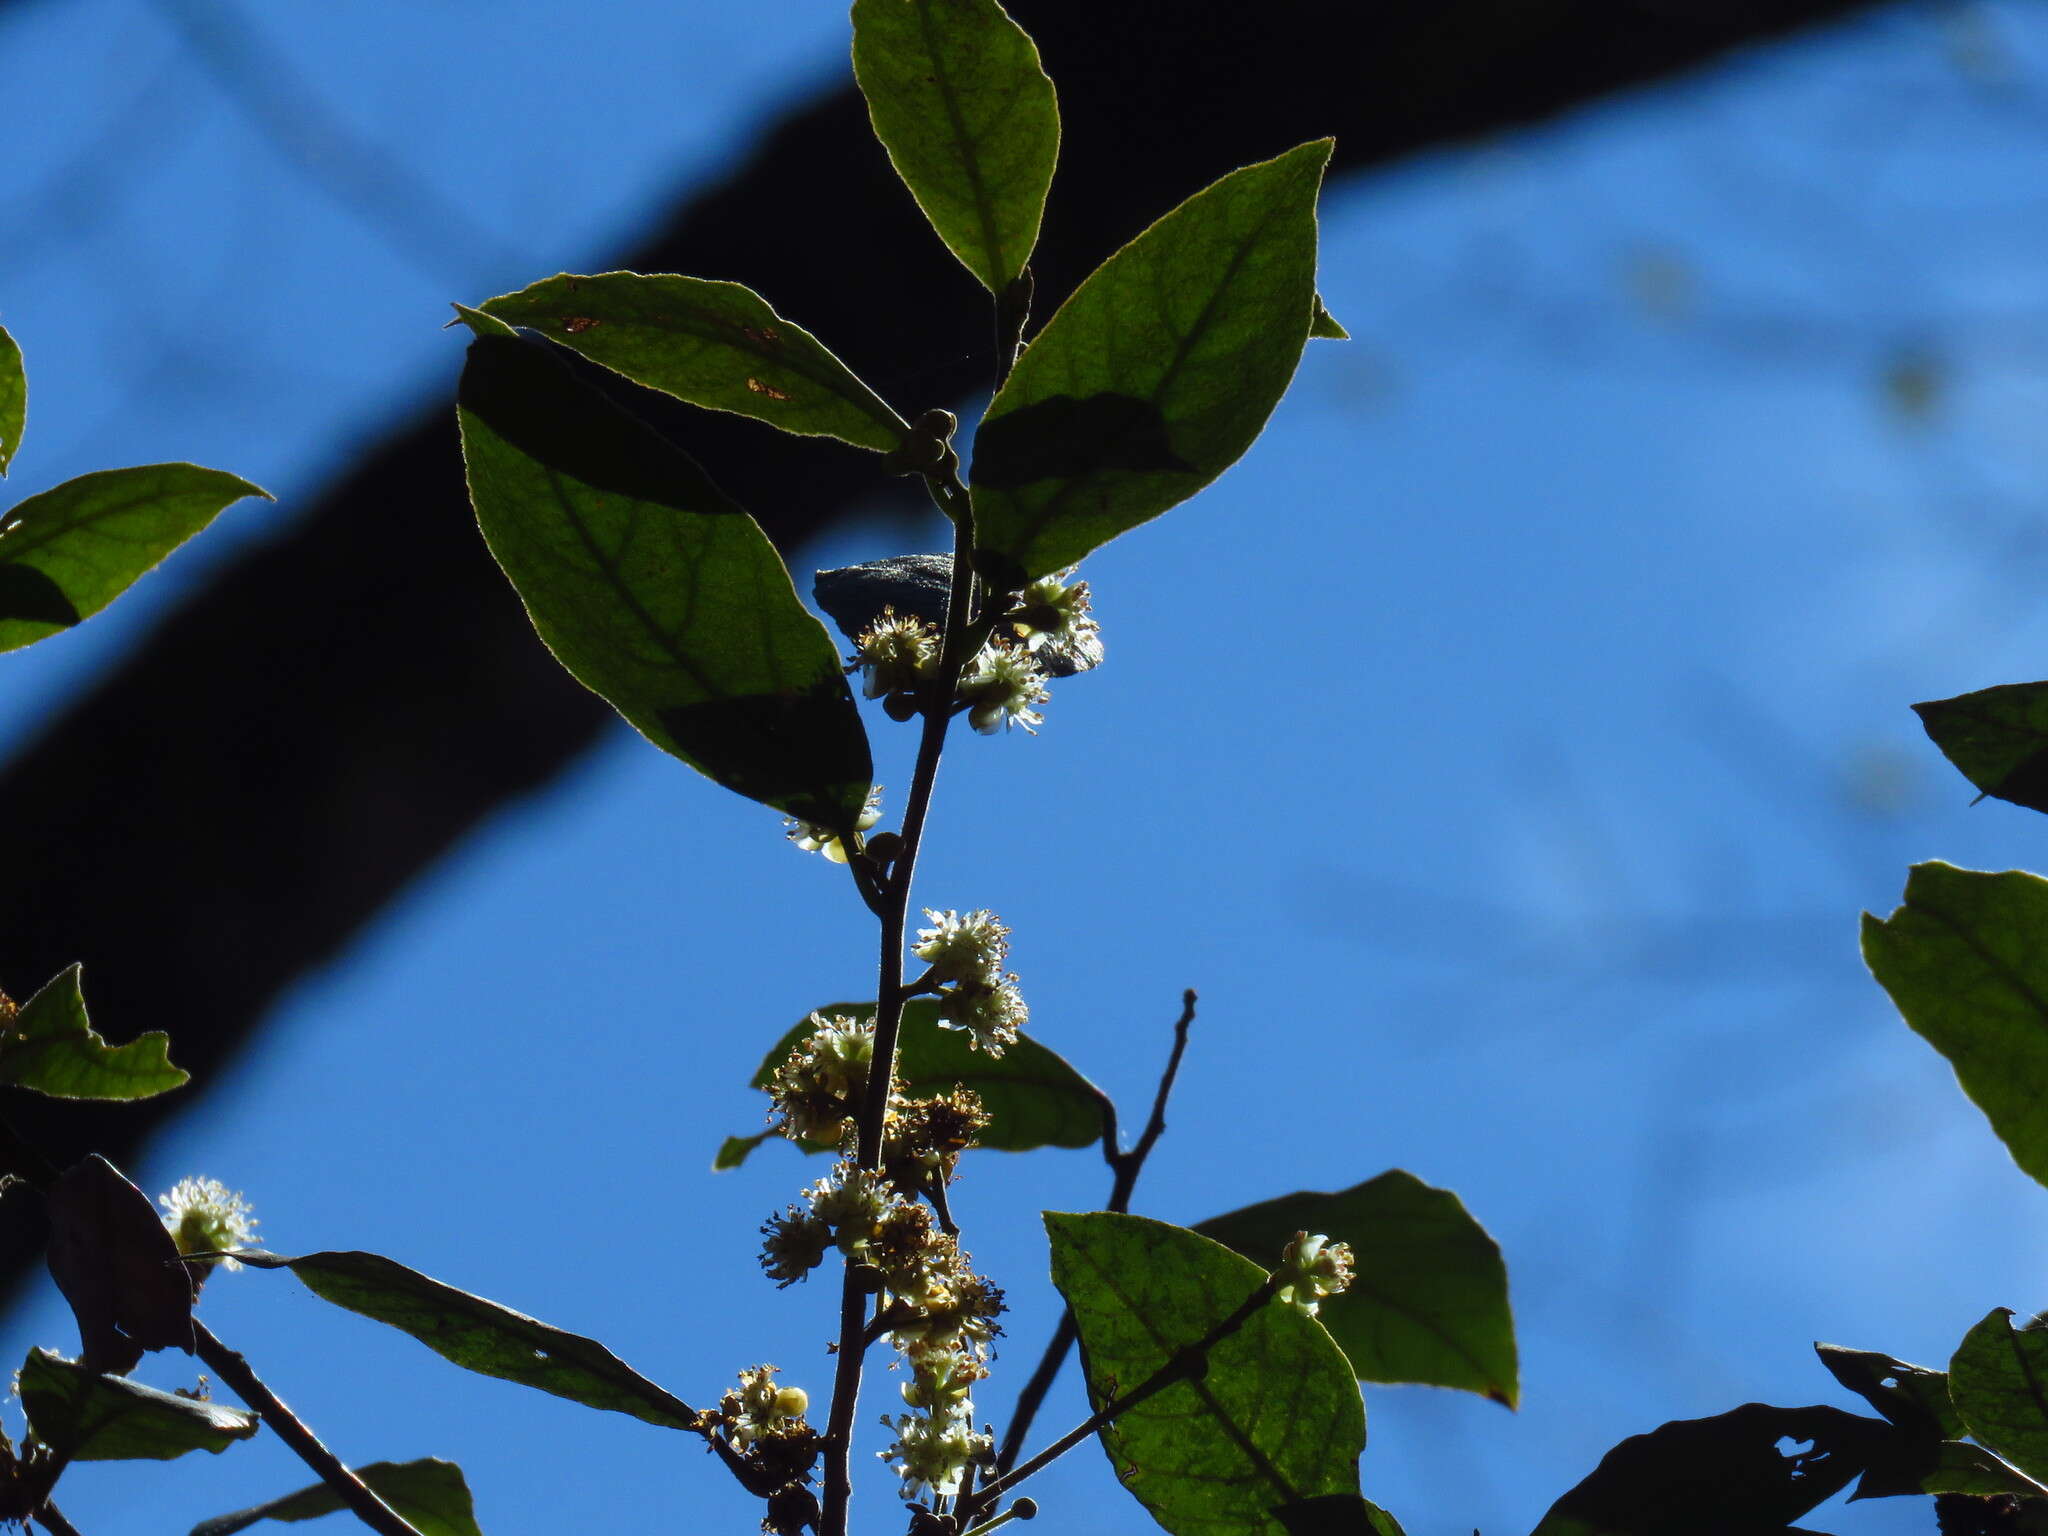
[192,1321,425,1536]
[966,1273,1280,1520]
[31,1500,83,1536]
[993,269,1033,391]
[994,991,1197,1474]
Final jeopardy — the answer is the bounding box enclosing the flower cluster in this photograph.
[955,643,1049,735]
[768,1012,876,1145]
[853,608,940,700]
[1274,1230,1355,1318]
[785,785,884,864]
[157,1177,259,1271]
[700,1364,821,1509]
[914,909,1027,1056]
[1009,568,1103,677]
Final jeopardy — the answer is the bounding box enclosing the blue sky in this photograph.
[7,2,2048,1533]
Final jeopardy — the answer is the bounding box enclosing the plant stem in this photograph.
[819,457,981,1536]
[994,991,1196,1474]
[31,1501,82,1536]
[192,1321,425,1536]
[994,269,1032,391]
[966,1273,1282,1520]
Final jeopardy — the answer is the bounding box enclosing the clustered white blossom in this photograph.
[1274,1230,1355,1318]
[1009,568,1103,675]
[785,784,884,864]
[955,643,1049,735]
[853,608,940,699]
[914,909,1026,1056]
[157,1177,258,1271]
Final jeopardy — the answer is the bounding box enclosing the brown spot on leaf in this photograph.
[562,317,599,334]
[746,378,792,401]
[741,325,781,345]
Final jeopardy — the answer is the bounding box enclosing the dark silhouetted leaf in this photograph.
[479,273,909,453]
[457,323,871,830]
[813,554,1099,677]
[1529,1402,1886,1535]
[45,1155,195,1374]
[969,140,1331,588]
[1309,296,1349,341]
[719,999,1106,1168]
[0,964,187,1100]
[189,1457,480,1536]
[1914,685,2048,814]
[1047,1211,1364,1536]
[1815,1343,1963,1439]
[1197,1171,1516,1406]
[0,324,22,476]
[19,1349,255,1461]
[1276,1493,1406,1535]
[1952,1310,2048,1484]
[1863,863,2048,1190]
[0,464,268,651]
[236,1249,697,1430]
[852,0,1057,293]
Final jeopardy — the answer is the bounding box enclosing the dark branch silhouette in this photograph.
[0,0,1880,1291]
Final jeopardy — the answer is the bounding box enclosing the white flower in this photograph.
[936,976,1026,1057]
[878,1407,990,1497]
[854,610,939,699]
[158,1177,258,1271]
[957,644,1048,734]
[784,785,884,863]
[913,909,1009,987]
[1012,568,1103,675]
[1275,1231,1354,1318]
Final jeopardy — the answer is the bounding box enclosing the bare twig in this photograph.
[192,1321,425,1536]
[995,991,1196,1474]
[31,1500,83,1536]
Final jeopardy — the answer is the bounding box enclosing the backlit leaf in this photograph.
[479,273,908,453]
[1197,1171,1517,1406]
[19,1349,255,1461]
[457,324,872,829]
[969,140,1331,588]
[237,1250,698,1431]
[1863,862,2048,1190]
[1914,684,2048,815]
[852,0,1058,292]
[0,964,187,1100]
[190,1458,481,1536]
[1047,1211,1364,1536]
[1951,1309,2048,1485]
[0,324,23,475]
[0,464,268,651]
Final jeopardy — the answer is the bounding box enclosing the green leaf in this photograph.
[1814,1343,1963,1439]
[1275,1494,1406,1536]
[1849,1436,2046,1502]
[1046,1211,1364,1536]
[1309,296,1349,341]
[458,327,872,829]
[1196,1171,1517,1407]
[851,0,1058,293]
[1951,1309,2048,1484]
[236,1250,699,1431]
[969,140,1332,589]
[0,964,187,1100]
[1914,684,2048,815]
[1863,862,2048,1189]
[0,464,269,651]
[189,1458,481,1536]
[0,324,23,476]
[18,1349,256,1461]
[718,998,1107,1168]
[1528,1402,1886,1535]
[478,273,910,453]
